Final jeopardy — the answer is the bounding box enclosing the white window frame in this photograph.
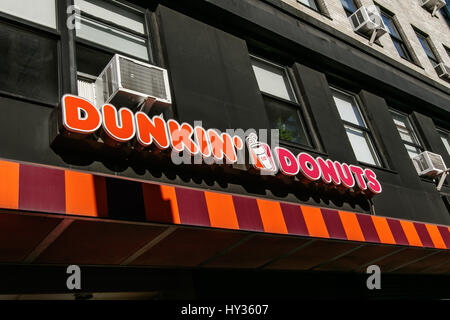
[297,0,319,11]
[389,109,425,172]
[437,128,450,156]
[74,0,150,61]
[0,0,57,29]
[251,55,315,148]
[330,86,381,166]
[250,55,298,103]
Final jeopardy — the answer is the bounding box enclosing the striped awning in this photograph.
[0,159,448,249]
[0,159,449,273]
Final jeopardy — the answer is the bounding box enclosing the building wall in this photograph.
[281,0,450,87]
[153,2,450,225]
[0,0,449,225]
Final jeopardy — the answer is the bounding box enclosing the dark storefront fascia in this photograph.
[0,0,449,298]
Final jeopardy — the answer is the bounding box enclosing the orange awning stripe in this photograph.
[338,211,365,242]
[301,205,329,239]
[204,191,239,230]
[256,199,288,234]
[371,216,396,245]
[0,160,19,210]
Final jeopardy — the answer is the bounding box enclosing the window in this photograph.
[0,1,59,104]
[438,129,450,156]
[74,0,150,61]
[74,0,152,105]
[297,0,319,11]
[415,31,440,67]
[340,0,358,17]
[0,0,56,29]
[444,46,450,59]
[251,56,311,147]
[389,110,424,170]
[251,58,296,101]
[330,87,381,166]
[0,22,59,104]
[441,0,450,27]
[378,8,413,62]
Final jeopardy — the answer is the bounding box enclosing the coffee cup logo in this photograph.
[246,133,275,172]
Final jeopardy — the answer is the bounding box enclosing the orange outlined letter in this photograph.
[135,112,170,149]
[101,104,136,142]
[62,94,101,134]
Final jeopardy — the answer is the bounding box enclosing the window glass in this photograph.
[417,36,434,60]
[264,96,310,146]
[380,14,400,39]
[415,32,439,67]
[392,39,413,61]
[340,0,357,15]
[75,0,149,61]
[76,44,114,76]
[378,9,413,62]
[445,46,450,59]
[345,126,378,165]
[251,56,311,147]
[404,144,421,160]
[76,16,149,60]
[391,112,420,145]
[389,110,424,172]
[297,0,319,11]
[331,90,365,126]
[251,58,296,101]
[441,1,450,27]
[74,0,144,34]
[330,87,381,166]
[0,22,59,103]
[0,0,56,29]
[439,131,450,155]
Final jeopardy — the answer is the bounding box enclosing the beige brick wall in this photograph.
[281,0,450,88]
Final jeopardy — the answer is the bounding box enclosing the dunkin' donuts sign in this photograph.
[59,94,382,195]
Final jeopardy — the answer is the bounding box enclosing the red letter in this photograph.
[207,129,238,163]
[62,94,101,134]
[194,126,212,158]
[364,169,382,194]
[101,104,136,142]
[248,143,277,173]
[135,113,169,149]
[274,147,299,176]
[167,120,199,155]
[234,136,243,150]
[350,165,367,190]
[317,157,341,186]
[298,152,321,181]
[334,162,355,188]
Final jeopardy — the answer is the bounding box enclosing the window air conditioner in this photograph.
[419,0,446,16]
[349,6,387,44]
[434,62,450,80]
[413,151,447,177]
[77,78,97,106]
[95,54,171,113]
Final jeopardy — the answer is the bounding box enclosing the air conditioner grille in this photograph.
[100,62,119,104]
[77,79,96,104]
[429,153,446,171]
[356,10,364,25]
[416,155,428,172]
[119,57,167,100]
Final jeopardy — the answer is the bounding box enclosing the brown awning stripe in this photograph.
[0,159,449,250]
